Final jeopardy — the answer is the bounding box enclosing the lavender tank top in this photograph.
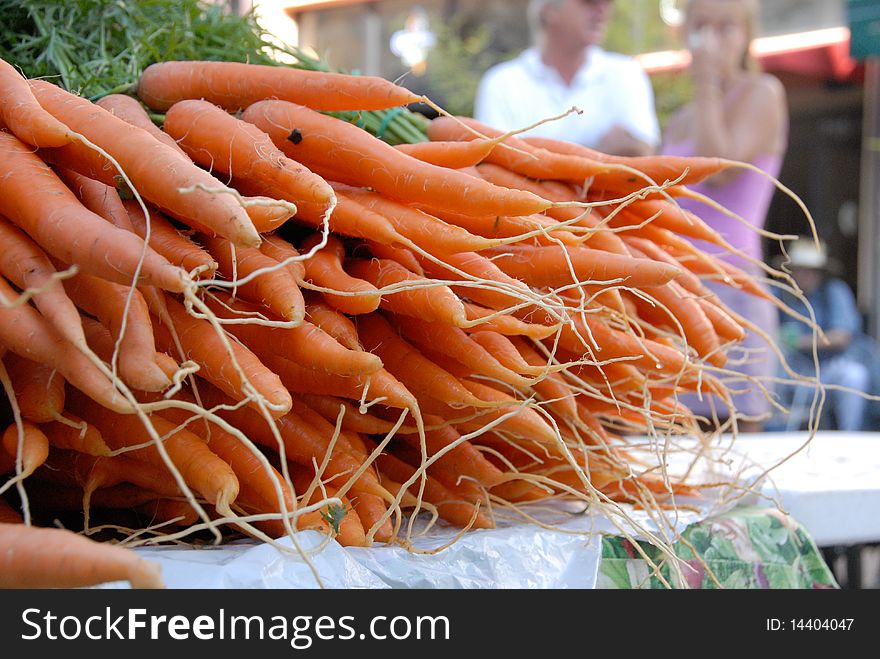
[660,139,782,270]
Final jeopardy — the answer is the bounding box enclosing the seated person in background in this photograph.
[772,237,872,432]
[473,0,660,156]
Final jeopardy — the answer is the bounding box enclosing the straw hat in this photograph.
[785,237,829,270]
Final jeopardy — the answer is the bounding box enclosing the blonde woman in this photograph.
[661,0,788,432]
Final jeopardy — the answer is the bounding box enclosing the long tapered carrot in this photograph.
[473,163,631,254]
[201,233,305,323]
[361,240,424,275]
[419,251,541,313]
[295,394,416,435]
[151,294,291,417]
[0,57,72,147]
[286,463,366,547]
[2,421,50,478]
[355,313,487,408]
[347,258,468,326]
[259,234,307,281]
[37,448,184,502]
[121,200,217,276]
[394,137,500,168]
[40,415,112,456]
[95,93,188,156]
[332,185,499,253]
[303,294,363,350]
[392,314,530,388]
[64,274,172,392]
[371,443,492,529]
[508,336,579,420]
[2,353,65,423]
[205,292,382,376]
[483,244,681,290]
[636,281,725,366]
[54,166,136,232]
[0,278,133,414]
[425,116,614,182]
[30,80,260,248]
[154,401,299,533]
[163,98,334,214]
[0,132,188,293]
[0,522,164,588]
[195,381,388,500]
[69,388,239,509]
[137,60,421,113]
[242,100,553,217]
[523,134,733,190]
[0,215,87,350]
[261,352,417,412]
[462,302,559,340]
[298,233,380,315]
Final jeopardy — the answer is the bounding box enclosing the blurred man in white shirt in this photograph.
[474,0,659,156]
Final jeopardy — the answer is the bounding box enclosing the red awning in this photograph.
[638,27,862,82]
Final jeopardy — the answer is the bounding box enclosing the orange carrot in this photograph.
[242,100,553,217]
[392,314,530,388]
[40,415,112,456]
[2,353,65,423]
[462,302,559,340]
[334,185,499,253]
[261,352,417,412]
[205,292,382,376]
[419,251,536,313]
[286,463,366,547]
[395,137,500,168]
[2,421,50,477]
[201,233,305,323]
[372,442,492,529]
[37,448,184,502]
[295,394,415,435]
[121,200,218,276]
[0,216,87,350]
[30,80,259,248]
[508,336,579,420]
[70,388,239,509]
[259,233,307,283]
[303,294,363,350]
[523,135,733,190]
[150,292,292,418]
[346,258,467,326]
[298,233,380,315]
[425,116,613,181]
[154,401,298,532]
[162,98,334,213]
[350,489,394,544]
[0,522,164,588]
[0,278,132,414]
[0,131,188,292]
[137,60,421,112]
[64,274,172,392]
[483,243,681,290]
[95,93,188,156]
[0,57,72,147]
[355,313,486,408]
[54,166,136,231]
[361,240,424,275]
[195,382,387,500]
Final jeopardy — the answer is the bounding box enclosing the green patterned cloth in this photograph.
[598,506,838,589]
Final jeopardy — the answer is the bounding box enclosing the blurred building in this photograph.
[244,0,879,338]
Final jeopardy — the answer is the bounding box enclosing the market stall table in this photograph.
[120,432,845,589]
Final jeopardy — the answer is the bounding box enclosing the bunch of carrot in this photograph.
[0,56,789,589]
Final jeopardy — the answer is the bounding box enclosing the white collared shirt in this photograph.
[473,46,660,149]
